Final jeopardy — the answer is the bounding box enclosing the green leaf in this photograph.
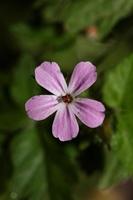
[100,54,133,187]
[43,0,133,38]
[103,54,133,108]
[43,36,108,73]
[8,127,47,200]
[11,54,39,106]
[11,24,55,54]
[0,107,29,131]
[8,127,77,200]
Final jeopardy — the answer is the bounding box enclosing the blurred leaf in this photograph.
[96,0,133,38]
[11,54,39,106]
[11,24,55,55]
[43,36,108,72]
[98,39,133,75]
[99,54,133,187]
[0,134,5,160]
[43,0,133,38]
[11,23,77,58]
[110,55,133,176]
[8,126,77,200]
[103,54,133,108]
[9,127,48,200]
[0,107,28,131]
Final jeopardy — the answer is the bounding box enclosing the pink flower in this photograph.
[25,61,105,141]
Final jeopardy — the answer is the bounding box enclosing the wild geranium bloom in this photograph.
[25,61,105,141]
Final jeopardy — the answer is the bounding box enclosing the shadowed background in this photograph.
[0,0,133,199]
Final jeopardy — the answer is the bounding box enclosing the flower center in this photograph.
[61,94,73,103]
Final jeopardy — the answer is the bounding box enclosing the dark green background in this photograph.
[0,0,133,199]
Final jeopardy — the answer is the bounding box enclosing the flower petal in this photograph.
[52,104,79,141]
[35,62,67,95]
[68,61,97,96]
[72,98,105,128]
[25,95,59,121]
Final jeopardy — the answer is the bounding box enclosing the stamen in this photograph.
[62,94,73,103]
[57,94,73,103]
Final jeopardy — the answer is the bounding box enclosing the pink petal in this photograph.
[35,62,67,96]
[52,104,79,141]
[68,61,97,96]
[72,98,105,128]
[25,95,59,121]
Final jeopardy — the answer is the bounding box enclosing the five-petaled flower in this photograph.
[25,61,105,141]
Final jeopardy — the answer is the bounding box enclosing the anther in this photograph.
[61,94,73,103]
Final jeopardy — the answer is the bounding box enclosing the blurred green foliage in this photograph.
[0,0,133,199]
